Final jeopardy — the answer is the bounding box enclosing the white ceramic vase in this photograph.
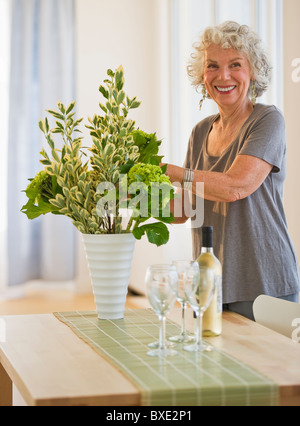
[82,233,136,320]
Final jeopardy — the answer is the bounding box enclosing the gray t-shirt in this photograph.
[184,103,300,303]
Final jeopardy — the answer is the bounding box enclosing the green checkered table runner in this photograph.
[54,309,278,406]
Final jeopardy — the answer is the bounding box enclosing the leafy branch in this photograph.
[21,66,175,246]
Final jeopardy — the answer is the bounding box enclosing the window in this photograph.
[168,0,283,166]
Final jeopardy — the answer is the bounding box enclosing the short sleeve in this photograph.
[183,125,196,169]
[238,106,286,173]
[183,117,213,170]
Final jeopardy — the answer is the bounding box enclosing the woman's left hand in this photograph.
[160,163,185,186]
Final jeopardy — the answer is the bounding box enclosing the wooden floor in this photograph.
[0,283,150,316]
[0,282,150,406]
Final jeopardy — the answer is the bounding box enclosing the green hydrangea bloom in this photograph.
[21,170,62,219]
[127,163,171,187]
[27,170,54,201]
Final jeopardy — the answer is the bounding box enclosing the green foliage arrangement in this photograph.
[21,66,175,246]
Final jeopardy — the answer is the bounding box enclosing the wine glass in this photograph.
[183,263,215,352]
[145,264,178,357]
[168,260,195,343]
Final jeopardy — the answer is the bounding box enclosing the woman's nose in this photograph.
[218,66,231,80]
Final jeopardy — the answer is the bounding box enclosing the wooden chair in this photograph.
[253,295,300,341]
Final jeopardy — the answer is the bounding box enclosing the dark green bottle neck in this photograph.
[202,226,213,249]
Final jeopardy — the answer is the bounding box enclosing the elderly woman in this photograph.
[165,21,300,320]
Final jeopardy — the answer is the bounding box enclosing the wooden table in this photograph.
[0,310,300,406]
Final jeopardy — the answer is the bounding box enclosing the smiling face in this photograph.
[203,44,253,111]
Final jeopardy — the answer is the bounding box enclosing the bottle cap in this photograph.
[202,226,213,248]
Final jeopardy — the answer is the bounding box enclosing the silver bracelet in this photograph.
[183,168,194,191]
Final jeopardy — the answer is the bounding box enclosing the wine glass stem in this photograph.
[159,314,166,350]
[181,303,187,336]
[196,311,204,347]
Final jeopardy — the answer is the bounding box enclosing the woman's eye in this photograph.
[231,62,241,68]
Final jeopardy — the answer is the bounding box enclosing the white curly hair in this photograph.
[187,21,272,98]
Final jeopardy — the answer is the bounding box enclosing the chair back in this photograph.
[253,295,300,341]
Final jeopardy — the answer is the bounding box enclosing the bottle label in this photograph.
[216,276,222,314]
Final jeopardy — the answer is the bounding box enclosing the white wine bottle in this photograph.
[197,226,222,336]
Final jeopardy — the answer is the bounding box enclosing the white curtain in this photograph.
[0,0,283,292]
[74,0,284,295]
[4,0,76,289]
[167,0,283,166]
[0,0,10,292]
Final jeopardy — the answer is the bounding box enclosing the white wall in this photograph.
[283,0,300,259]
[75,0,300,294]
[76,0,159,135]
[75,0,192,294]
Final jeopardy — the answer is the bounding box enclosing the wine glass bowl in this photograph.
[183,263,215,352]
[145,264,178,357]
